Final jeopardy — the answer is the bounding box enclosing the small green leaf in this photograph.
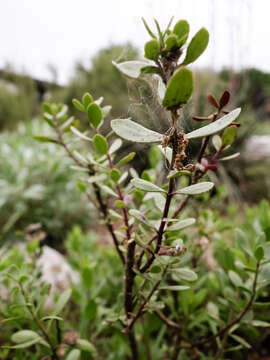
[100,185,118,197]
[140,65,161,75]
[142,17,157,39]
[173,20,189,46]
[110,168,121,183]
[72,98,85,112]
[173,268,198,281]
[112,60,149,79]
[131,178,166,193]
[175,182,214,195]
[93,134,108,154]
[85,299,97,320]
[249,320,270,327]
[169,218,196,231]
[111,118,163,143]
[114,200,125,208]
[165,34,179,51]
[185,108,241,139]
[66,349,81,360]
[82,92,93,108]
[76,339,97,354]
[82,266,93,287]
[255,245,264,262]
[222,126,237,148]
[77,179,87,193]
[228,270,243,287]
[116,152,136,166]
[52,289,72,316]
[43,102,53,114]
[167,170,191,179]
[109,138,122,154]
[11,330,40,344]
[212,135,222,151]
[162,68,193,109]
[129,209,155,228]
[230,334,251,349]
[33,136,59,144]
[87,103,103,129]
[159,285,190,291]
[150,265,162,273]
[70,126,92,142]
[144,39,160,60]
[182,27,209,65]
[219,152,240,161]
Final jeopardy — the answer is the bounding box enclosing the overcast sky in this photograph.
[0,0,269,84]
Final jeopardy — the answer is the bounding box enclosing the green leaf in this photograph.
[131,178,166,193]
[173,268,198,281]
[159,285,190,291]
[249,320,270,327]
[150,265,162,273]
[110,168,121,183]
[182,27,209,65]
[173,20,189,46]
[82,92,93,108]
[70,126,92,141]
[185,108,241,139]
[76,339,97,355]
[85,299,97,320]
[140,65,161,75]
[72,98,85,112]
[11,330,40,344]
[230,334,251,349]
[112,60,149,79]
[93,134,108,154]
[175,182,214,195]
[144,40,160,60]
[7,339,41,349]
[82,266,93,287]
[169,218,196,231]
[129,209,155,228]
[87,103,103,129]
[116,152,136,166]
[212,135,222,151]
[111,118,163,143]
[255,245,264,262]
[162,68,193,109]
[222,126,237,148]
[165,34,179,51]
[142,17,157,39]
[100,184,118,197]
[66,349,81,360]
[52,288,72,316]
[228,270,243,287]
[219,152,240,161]
[167,170,191,179]
[109,138,122,154]
[114,200,125,208]
[33,136,59,144]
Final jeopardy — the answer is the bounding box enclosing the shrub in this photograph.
[1,17,270,360]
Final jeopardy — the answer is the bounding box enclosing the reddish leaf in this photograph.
[207,93,219,108]
[219,90,230,109]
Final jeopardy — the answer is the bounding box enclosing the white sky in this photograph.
[0,0,269,84]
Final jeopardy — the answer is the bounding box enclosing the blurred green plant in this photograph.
[0,120,95,245]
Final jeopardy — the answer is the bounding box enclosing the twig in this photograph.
[18,282,59,360]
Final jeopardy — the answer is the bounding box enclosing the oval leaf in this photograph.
[111,118,163,143]
[87,103,103,129]
[109,138,122,154]
[169,218,196,231]
[112,60,149,79]
[175,182,214,195]
[185,108,241,139]
[66,349,81,360]
[144,39,160,60]
[131,178,166,193]
[183,27,209,65]
[11,330,40,344]
[173,268,198,281]
[116,152,136,166]
[76,339,97,354]
[93,134,108,154]
[162,68,193,109]
[173,20,190,46]
[52,288,72,316]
